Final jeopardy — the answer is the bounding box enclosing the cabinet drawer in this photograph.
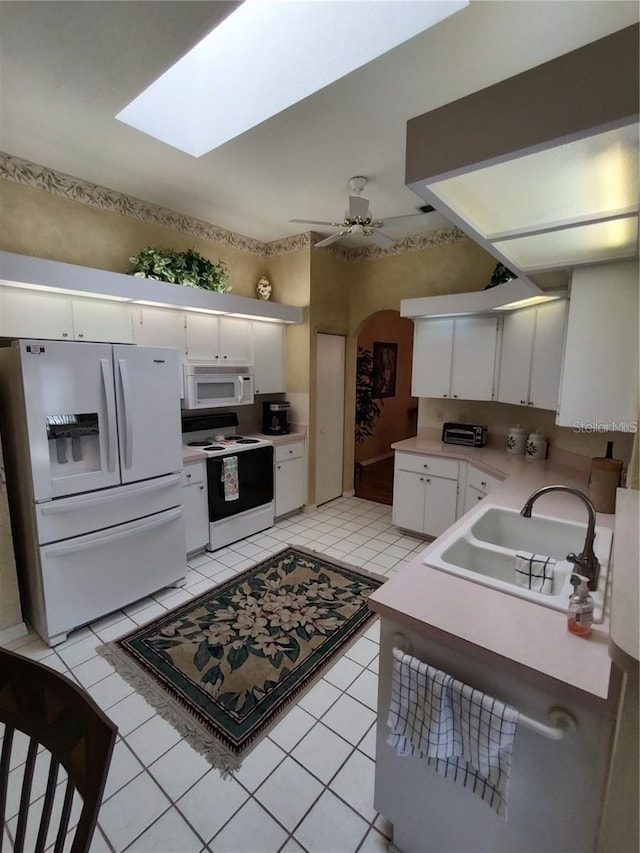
[466,465,501,493]
[181,462,205,487]
[275,441,304,463]
[395,452,458,480]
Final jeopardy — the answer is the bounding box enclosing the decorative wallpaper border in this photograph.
[0,151,466,261]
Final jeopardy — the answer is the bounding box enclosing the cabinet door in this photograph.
[275,456,306,517]
[185,314,221,362]
[464,483,486,514]
[134,306,186,354]
[423,475,458,537]
[497,307,536,406]
[71,297,134,343]
[182,463,208,554]
[0,287,73,340]
[529,300,567,411]
[219,317,252,364]
[253,322,286,394]
[411,318,454,398]
[557,261,638,426]
[392,468,427,533]
[451,316,499,401]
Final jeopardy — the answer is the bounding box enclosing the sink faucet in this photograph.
[520,485,600,591]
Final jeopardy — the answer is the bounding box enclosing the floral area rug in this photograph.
[98,546,384,775]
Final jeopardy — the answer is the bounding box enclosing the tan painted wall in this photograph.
[355,311,417,464]
[0,179,265,297]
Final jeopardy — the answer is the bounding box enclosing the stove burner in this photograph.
[226,435,245,441]
[203,445,225,451]
[188,440,212,447]
[235,438,260,444]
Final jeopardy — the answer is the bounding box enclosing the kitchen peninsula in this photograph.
[368,436,631,853]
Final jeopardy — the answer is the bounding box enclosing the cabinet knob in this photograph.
[199,484,204,490]
[426,478,431,483]
[288,449,293,454]
[186,473,191,479]
[453,394,458,398]
[520,399,526,404]
[62,332,68,338]
[223,355,227,359]
[528,400,533,406]
[277,465,281,470]
[480,481,487,487]
[215,355,219,359]
[478,495,482,501]
[443,394,448,398]
[423,464,428,469]
[78,333,84,338]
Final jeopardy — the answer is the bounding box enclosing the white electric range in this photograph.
[182,413,274,550]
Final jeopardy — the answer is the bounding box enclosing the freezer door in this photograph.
[38,506,186,645]
[113,345,183,484]
[17,339,121,500]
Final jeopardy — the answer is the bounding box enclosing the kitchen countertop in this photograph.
[369,438,619,701]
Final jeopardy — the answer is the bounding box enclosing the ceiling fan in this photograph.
[290,176,435,248]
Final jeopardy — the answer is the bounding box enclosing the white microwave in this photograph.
[182,364,254,410]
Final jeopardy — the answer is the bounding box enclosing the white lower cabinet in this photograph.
[274,440,306,517]
[463,464,502,513]
[393,452,459,537]
[182,461,208,554]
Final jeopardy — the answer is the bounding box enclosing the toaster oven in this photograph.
[442,422,488,447]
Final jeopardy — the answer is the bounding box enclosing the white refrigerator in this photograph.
[0,339,186,646]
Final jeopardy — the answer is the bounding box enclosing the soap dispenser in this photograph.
[567,573,594,637]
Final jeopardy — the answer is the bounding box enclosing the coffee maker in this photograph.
[262,401,290,435]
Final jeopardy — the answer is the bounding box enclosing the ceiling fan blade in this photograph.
[348,195,370,220]
[380,211,435,227]
[369,228,396,249]
[314,231,347,248]
[290,218,338,226]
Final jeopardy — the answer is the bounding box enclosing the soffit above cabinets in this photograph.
[405,24,639,280]
[0,252,303,325]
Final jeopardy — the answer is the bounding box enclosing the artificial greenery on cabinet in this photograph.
[129,247,230,292]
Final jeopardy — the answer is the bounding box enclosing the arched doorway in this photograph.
[354,310,417,504]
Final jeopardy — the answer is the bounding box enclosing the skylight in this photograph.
[116,0,467,157]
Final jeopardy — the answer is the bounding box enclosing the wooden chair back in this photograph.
[0,647,117,853]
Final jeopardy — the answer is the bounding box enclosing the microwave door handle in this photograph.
[117,358,133,469]
[100,358,117,473]
[237,377,243,403]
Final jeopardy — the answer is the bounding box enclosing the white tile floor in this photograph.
[2,496,427,853]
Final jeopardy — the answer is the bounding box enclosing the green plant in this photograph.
[355,346,382,443]
[129,246,230,292]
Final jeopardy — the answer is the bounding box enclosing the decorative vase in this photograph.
[256,276,272,301]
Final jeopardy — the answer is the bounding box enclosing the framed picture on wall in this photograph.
[372,341,398,399]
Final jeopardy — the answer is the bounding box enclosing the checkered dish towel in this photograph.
[387,648,519,819]
[515,552,556,595]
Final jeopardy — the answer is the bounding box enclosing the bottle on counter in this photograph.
[567,573,594,637]
[525,431,547,460]
[506,424,527,455]
[588,441,623,514]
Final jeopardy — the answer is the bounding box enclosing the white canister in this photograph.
[525,431,548,460]
[506,424,527,455]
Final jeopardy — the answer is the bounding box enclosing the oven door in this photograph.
[206,446,274,520]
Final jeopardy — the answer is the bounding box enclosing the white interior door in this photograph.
[315,333,345,506]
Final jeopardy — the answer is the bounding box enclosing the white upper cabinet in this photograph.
[71,296,134,344]
[1,287,74,340]
[412,315,499,401]
[185,314,252,364]
[557,261,639,428]
[253,322,286,394]
[133,306,186,354]
[497,300,567,411]
[0,287,134,343]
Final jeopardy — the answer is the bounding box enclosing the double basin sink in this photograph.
[425,505,613,622]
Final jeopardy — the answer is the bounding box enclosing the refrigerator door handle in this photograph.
[117,358,134,469]
[100,358,117,473]
[38,474,181,514]
[43,507,183,557]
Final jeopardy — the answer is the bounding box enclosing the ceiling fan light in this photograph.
[350,223,364,235]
